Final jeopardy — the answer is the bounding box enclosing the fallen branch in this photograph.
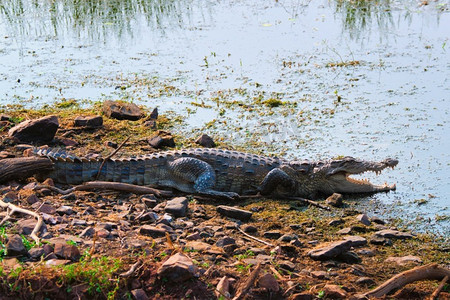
[34,181,173,198]
[239,194,330,211]
[119,258,143,278]
[362,263,450,298]
[236,226,273,247]
[0,156,53,183]
[430,275,448,300]
[96,136,130,180]
[0,199,43,245]
[232,262,262,300]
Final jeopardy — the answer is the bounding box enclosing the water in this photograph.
[0,0,449,237]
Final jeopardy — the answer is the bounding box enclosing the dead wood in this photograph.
[236,225,274,247]
[239,194,331,211]
[429,275,449,300]
[232,262,262,300]
[0,156,53,183]
[0,199,43,244]
[119,258,143,278]
[362,263,450,298]
[35,181,173,198]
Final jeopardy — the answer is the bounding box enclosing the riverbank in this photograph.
[0,105,448,299]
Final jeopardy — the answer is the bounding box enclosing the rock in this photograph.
[373,229,413,239]
[149,107,158,120]
[195,134,216,148]
[385,255,422,266]
[356,277,376,286]
[16,218,47,235]
[263,230,282,239]
[45,259,71,266]
[137,212,158,223]
[278,260,296,271]
[369,235,392,246]
[357,248,377,257]
[258,273,280,292]
[131,288,149,300]
[58,138,78,147]
[148,131,175,148]
[79,227,95,238]
[370,216,386,225]
[311,270,328,279]
[53,242,81,261]
[25,194,40,205]
[325,193,343,207]
[336,227,352,235]
[157,253,197,282]
[215,236,236,248]
[336,251,361,264]
[216,205,252,221]
[56,205,74,216]
[33,203,56,215]
[6,234,28,256]
[74,116,103,128]
[278,234,297,242]
[323,284,347,299]
[308,240,352,261]
[28,247,45,259]
[139,225,171,238]
[356,214,371,226]
[71,219,87,226]
[103,100,143,121]
[142,196,158,208]
[328,219,344,226]
[165,197,188,217]
[8,115,59,143]
[186,232,201,241]
[2,191,17,203]
[344,236,367,247]
[242,225,258,233]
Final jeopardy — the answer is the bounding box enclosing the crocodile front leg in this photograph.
[260,168,296,197]
[167,157,239,200]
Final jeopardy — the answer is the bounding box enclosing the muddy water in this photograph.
[0,0,449,237]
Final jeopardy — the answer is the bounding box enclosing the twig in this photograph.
[362,263,450,298]
[232,262,262,300]
[236,226,273,247]
[34,181,173,198]
[96,136,130,180]
[429,275,448,300]
[269,265,284,281]
[0,199,43,244]
[287,197,331,211]
[119,258,143,278]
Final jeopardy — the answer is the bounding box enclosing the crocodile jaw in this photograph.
[326,172,396,194]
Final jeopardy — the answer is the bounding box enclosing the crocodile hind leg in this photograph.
[167,157,239,199]
[260,168,296,197]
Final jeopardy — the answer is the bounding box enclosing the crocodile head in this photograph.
[287,156,398,197]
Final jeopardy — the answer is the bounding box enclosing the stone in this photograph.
[356,214,371,226]
[45,259,71,266]
[74,116,103,128]
[195,134,216,148]
[8,115,59,143]
[323,284,347,299]
[242,225,257,233]
[2,191,17,203]
[142,196,158,208]
[71,219,87,226]
[165,197,189,217]
[308,240,352,260]
[278,260,296,271]
[215,236,236,248]
[28,247,45,259]
[79,227,95,238]
[373,229,413,239]
[148,131,175,148]
[370,216,386,225]
[186,232,201,241]
[325,193,343,207]
[6,234,28,256]
[139,225,171,238]
[356,277,376,286]
[369,235,392,246]
[131,288,149,300]
[344,235,367,247]
[385,255,422,266]
[336,227,352,235]
[263,230,282,239]
[157,253,197,282]
[56,205,74,216]
[215,276,231,299]
[34,203,57,215]
[328,219,344,226]
[278,234,297,242]
[16,218,47,235]
[311,271,328,279]
[290,292,314,300]
[258,273,280,292]
[137,212,158,223]
[103,100,143,121]
[25,194,40,205]
[336,251,361,264]
[216,205,252,221]
[53,242,81,261]
[357,248,377,256]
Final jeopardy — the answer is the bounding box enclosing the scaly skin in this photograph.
[35,148,398,199]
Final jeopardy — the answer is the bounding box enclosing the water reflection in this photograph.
[0,0,196,42]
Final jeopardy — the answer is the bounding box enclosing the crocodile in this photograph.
[34,148,398,199]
